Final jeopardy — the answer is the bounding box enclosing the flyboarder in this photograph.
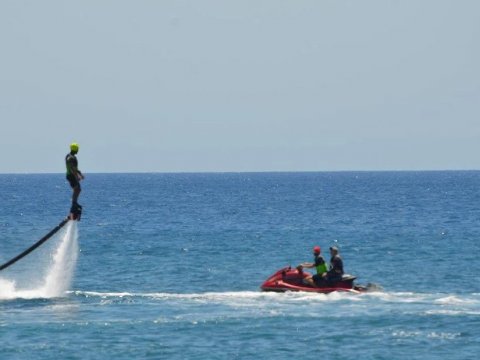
[66,142,84,220]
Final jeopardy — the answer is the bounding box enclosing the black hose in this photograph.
[0,218,70,271]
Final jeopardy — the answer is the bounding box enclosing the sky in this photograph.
[0,0,479,173]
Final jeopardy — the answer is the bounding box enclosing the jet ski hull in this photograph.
[261,266,369,294]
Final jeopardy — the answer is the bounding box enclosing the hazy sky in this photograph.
[1,1,479,173]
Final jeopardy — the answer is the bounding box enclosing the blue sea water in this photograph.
[1,172,480,359]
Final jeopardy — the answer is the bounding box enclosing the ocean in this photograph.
[1,172,479,359]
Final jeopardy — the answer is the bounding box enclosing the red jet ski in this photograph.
[261,266,376,294]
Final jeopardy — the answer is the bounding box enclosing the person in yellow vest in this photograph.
[66,142,84,206]
[298,246,328,287]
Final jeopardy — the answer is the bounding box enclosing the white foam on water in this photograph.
[70,289,361,307]
[424,309,480,316]
[434,295,477,305]
[68,289,480,317]
[0,221,79,300]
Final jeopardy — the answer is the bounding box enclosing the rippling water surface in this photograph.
[1,172,480,359]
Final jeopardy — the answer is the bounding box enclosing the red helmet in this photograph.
[313,246,321,254]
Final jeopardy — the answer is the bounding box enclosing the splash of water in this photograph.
[42,221,79,297]
[0,221,79,300]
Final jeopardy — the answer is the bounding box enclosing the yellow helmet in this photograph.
[70,143,79,152]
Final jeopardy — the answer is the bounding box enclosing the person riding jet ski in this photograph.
[298,246,328,287]
[321,246,344,284]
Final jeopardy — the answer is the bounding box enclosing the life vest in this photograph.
[65,153,78,176]
[315,255,328,275]
[316,262,328,275]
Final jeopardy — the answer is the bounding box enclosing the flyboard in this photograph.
[0,204,82,272]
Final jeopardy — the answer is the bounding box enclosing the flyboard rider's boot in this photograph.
[69,202,82,221]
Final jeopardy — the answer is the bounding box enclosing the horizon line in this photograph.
[1,169,480,175]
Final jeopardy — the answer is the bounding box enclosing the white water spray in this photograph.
[42,221,79,297]
[0,221,79,300]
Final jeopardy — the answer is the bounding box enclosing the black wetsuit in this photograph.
[327,254,344,283]
[66,153,80,189]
